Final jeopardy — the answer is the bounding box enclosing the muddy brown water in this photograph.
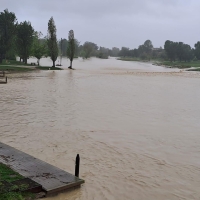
[0,57,200,200]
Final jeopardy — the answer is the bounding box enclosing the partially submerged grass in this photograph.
[0,65,33,72]
[1,60,32,66]
[117,57,150,62]
[187,68,200,71]
[157,61,200,69]
[36,66,63,70]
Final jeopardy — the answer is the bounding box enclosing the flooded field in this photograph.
[0,57,200,200]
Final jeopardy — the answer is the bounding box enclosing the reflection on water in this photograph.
[1,58,200,200]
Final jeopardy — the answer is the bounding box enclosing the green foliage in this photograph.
[0,164,35,200]
[0,164,23,182]
[110,47,120,57]
[0,65,33,71]
[82,42,98,59]
[80,50,86,59]
[47,17,58,67]
[194,41,200,60]
[16,21,34,64]
[160,60,200,68]
[32,31,47,65]
[0,9,17,63]
[96,47,109,59]
[164,40,193,62]
[66,30,75,68]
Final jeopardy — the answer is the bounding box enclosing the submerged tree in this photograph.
[32,31,47,66]
[194,41,200,60]
[47,17,58,68]
[16,21,34,64]
[67,30,75,69]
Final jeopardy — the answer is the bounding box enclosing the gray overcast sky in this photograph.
[1,0,200,49]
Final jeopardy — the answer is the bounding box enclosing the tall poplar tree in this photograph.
[67,30,75,69]
[47,17,58,68]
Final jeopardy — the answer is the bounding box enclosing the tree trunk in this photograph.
[24,58,27,64]
[52,60,55,68]
[37,59,40,66]
[68,60,72,69]
[0,54,3,64]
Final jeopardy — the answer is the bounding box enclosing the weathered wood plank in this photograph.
[0,142,84,194]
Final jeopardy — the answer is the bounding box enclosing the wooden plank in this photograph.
[0,142,84,194]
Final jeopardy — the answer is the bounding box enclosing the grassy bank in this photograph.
[0,65,33,71]
[0,59,63,72]
[187,68,200,71]
[36,66,63,70]
[1,60,32,66]
[117,57,150,62]
[154,61,200,69]
[0,163,35,200]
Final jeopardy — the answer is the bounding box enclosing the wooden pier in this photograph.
[0,142,84,195]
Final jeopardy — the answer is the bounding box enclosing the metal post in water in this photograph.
[75,154,80,177]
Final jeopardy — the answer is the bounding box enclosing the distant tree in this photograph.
[194,41,200,60]
[97,46,109,59]
[80,50,86,60]
[32,31,47,66]
[66,30,75,69]
[119,47,130,57]
[164,40,177,61]
[0,9,17,63]
[47,17,58,68]
[16,21,34,64]
[111,47,120,57]
[182,44,193,62]
[58,38,68,57]
[74,39,80,57]
[144,40,153,50]
[82,42,97,59]
[176,42,185,61]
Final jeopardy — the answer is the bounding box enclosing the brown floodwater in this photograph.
[1,57,200,200]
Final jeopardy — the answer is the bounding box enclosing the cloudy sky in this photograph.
[1,0,200,49]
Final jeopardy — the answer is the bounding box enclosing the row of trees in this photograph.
[116,39,200,62]
[0,9,76,68]
[2,9,200,66]
[164,40,199,62]
[117,40,165,60]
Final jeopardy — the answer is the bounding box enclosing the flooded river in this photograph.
[1,57,200,200]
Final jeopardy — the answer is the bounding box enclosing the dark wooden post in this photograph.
[75,154,80,177]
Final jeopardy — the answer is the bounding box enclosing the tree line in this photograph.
[1,9,200,67]
[0,9,118,68]
[0,9,76,68]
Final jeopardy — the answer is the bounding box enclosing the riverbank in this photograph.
[0,60,63,72]
[117,57,150,62]
[153,60,200,69]
[118,57,200,71]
